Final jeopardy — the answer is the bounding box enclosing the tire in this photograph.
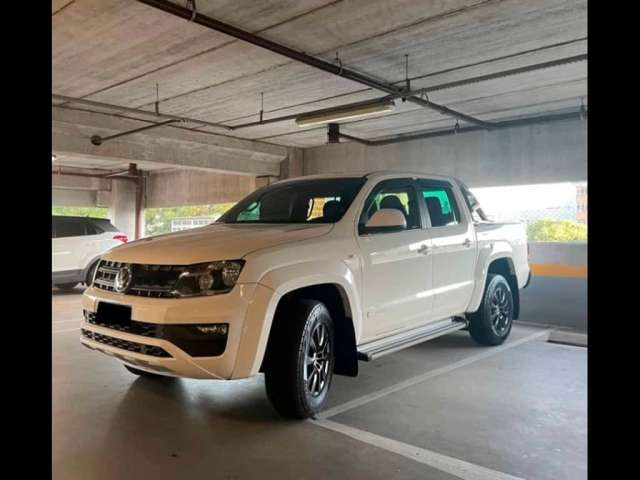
[264,299,335,419]
[124,364,167,379]
[468,274,514,346]
[55,283,78,291]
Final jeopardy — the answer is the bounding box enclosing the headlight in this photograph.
[173,260,245,297]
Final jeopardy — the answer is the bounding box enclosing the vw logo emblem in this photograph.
[114,265,132,293]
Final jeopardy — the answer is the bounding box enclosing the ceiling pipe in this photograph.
[136,0,492,130]
[336,110,585,146]
[52,94,231,131]
[90,118,179,145]
[52,163,143,181]
[51,169,138,182]
[229,52,587,131]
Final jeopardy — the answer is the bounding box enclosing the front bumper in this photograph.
[80,283,274,379]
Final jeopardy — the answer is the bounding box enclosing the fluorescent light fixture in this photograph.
[295,98,395,127]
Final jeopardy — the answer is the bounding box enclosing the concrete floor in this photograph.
[53,287,587,480]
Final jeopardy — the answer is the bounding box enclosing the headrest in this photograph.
[425,197,442,216]
[379,195,407,216]
[322,200,343,222]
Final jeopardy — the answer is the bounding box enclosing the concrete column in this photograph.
[280,147,304,179]
[109,179,138,240]
[255,176,279,189]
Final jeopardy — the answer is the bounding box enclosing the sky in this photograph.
[470,182,584,215]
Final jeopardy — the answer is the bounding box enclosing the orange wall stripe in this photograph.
[530,263,587,278]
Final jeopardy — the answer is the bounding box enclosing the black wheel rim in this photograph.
[304,323,331,397]
[490,285,511,335]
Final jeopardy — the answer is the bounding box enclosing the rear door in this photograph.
[416,179,477,318]
[355,178,434,340]
[91,218,126,252]
[51,217,89,272]
[82,219,110,266]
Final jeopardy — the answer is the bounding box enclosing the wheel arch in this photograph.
[467,251,520,319]
[82,255,103,285]
[262,282,359,377]
[245,260,362,378]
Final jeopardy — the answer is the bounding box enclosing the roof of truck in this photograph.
[275,170,462,184]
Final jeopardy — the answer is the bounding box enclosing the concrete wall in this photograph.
[529,241,587,266]
[303,119,587,187]
[146,170,256,208]
[519,241,587,333]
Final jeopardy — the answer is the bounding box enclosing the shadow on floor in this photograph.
[52,285,86,296]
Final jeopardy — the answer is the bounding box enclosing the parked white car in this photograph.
[52,216,128,290]
[81,171,530,418]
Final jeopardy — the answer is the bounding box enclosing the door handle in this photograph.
[417,244,430,255]
[462,238,472,248]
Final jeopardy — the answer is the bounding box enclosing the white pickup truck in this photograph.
[81,171,530,418]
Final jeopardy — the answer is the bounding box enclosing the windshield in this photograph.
[219,178,366,224]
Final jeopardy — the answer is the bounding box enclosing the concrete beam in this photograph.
[146,170,257,208]
[52,189,98,207]
[303,118,587,187]
[52,108,285,176]
[52,172,111,191]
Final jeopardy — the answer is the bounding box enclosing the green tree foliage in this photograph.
[145,203,235,236]
[52,207,109,218]
[527,219,587,241]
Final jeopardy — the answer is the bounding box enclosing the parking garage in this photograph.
[52,1,587,479]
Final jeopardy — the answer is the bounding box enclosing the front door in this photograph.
[356,178,434,340]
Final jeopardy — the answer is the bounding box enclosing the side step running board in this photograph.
[357,318,467,362]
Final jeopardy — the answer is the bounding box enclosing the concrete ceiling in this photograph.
[52,0,587,150]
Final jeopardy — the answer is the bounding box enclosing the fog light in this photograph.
[195,324,228,336]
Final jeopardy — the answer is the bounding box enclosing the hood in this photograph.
[103,223,333,265]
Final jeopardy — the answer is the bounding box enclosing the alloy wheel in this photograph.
[304,322,331,397]
[490,285,511,335]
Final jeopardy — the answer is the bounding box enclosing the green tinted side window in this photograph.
[237,202,260,221]
[418,182,460,227]
[422,189,451,214]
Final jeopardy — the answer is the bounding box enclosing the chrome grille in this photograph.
[93,260,122,292]
[93,260,182,298]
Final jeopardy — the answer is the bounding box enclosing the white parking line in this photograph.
[319,328,551,419]
[309,329,550,479]
[312,418,526,480]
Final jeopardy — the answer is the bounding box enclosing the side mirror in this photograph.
[363,209,407,233]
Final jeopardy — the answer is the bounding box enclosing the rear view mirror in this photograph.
[363,209,407,233]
